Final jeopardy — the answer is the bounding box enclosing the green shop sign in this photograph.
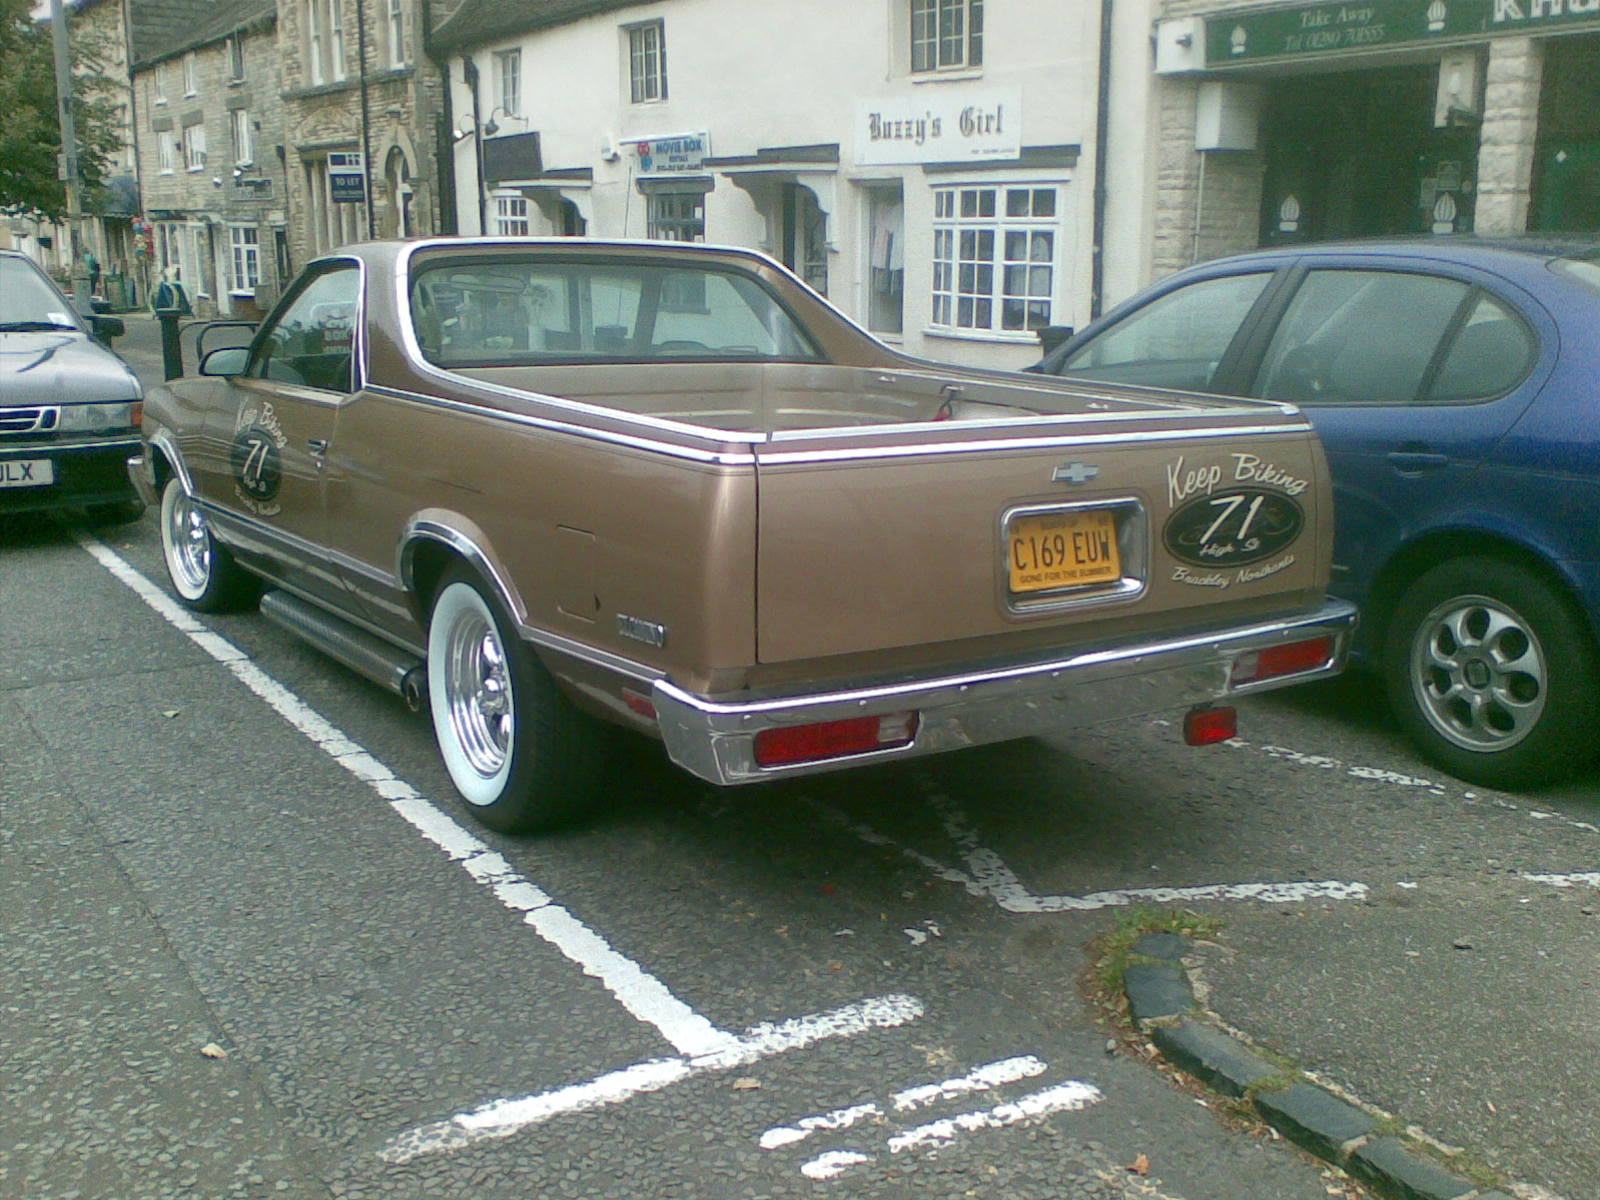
[1206,0,1600,65]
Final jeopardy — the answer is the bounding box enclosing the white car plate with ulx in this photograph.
[0,459,54,488]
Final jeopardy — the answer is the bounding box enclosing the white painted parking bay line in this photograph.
[81,536,925,1156]
[806,792,1368,913]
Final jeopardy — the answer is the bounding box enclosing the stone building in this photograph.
[129,0,290,319]
[276,0,455,266]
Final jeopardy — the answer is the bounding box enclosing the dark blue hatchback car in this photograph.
[1032,237,1600,789]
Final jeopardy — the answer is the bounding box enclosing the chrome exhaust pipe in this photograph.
[260,590,425,704]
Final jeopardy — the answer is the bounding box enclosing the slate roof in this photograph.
[431,0,656,54]
[126,0,275,67]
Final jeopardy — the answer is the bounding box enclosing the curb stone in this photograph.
[1121,932,1516,1200]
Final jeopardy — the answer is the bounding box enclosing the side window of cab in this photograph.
[249,265,362,393]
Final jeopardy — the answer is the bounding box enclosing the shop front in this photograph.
[1153,0,1600,264]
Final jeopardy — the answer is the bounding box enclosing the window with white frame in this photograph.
[647,191,703,242]
[387,0,406,66]
[627,21,666,103]
[183,52,197,95]
[157,130,177,174]
[231,109,253,165]
[495,194,529,236]
[307,0,346,85]
[228,36,245,81]
[496,49,520,116]
[911,0,983,72]
[931,184,1059,334]
[183,123,207,172]
[229,226,261,294]
[153,65,168,105]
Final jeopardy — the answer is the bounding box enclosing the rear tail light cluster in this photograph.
[1230,636,1335,687]
[753,711,919,768]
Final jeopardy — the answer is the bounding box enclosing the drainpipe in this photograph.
[356,0,376,232]
[463,55,486,234]
[1090,0,1114,320]
[421,0,458,233]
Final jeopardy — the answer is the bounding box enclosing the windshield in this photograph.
[410,255,825,368]
[0,256,83,332]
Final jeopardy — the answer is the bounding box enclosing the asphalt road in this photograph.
[3,319,1597,1200]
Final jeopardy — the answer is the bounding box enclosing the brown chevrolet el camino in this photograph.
[130,238,1356,832]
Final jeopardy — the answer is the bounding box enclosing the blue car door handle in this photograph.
[1387,450,1449,473]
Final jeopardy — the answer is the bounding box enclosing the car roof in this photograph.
[1187,234,1600,274]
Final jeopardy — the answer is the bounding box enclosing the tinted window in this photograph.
[1056,272,1270,392]
[249,265,360,393]
[1256,270,1468,405]
[410,258,824,367]
[1430,294,1534,400]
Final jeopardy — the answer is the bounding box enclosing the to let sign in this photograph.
[328,152,366,204]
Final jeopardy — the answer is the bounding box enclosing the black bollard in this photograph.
[156,307,183,379]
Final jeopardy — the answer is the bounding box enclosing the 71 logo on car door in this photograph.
[230,400,287,515]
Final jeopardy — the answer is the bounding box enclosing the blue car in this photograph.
[1031,237,1600,789]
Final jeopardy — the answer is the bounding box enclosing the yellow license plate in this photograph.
[1008,509,1121,593]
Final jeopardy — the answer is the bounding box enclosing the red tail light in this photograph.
[1230,636,1335,686]
[754,711,919,768]
[1184,705,1237,746]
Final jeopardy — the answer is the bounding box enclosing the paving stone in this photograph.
[1124,961,1194,1023]
[1252,1080,1377,1161]
[1150,1019,1278,1098]
[1347,1136,1477,1200]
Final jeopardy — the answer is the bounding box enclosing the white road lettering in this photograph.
[892,1055,1048,1111]
[886,1081,1105,1154]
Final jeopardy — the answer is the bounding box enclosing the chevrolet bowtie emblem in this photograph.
[1052,461,1100,484]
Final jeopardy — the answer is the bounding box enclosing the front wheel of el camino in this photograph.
[427,569,604,833]
[158,478,260,612]
[1383,557,1600,790]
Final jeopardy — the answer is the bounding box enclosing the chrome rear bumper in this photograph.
[653,598,1358,785]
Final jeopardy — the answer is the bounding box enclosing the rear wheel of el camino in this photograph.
[158,478,260,612]
[1383,557,1600,789]
[427,568,603,833]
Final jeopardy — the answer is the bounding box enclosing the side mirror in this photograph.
[1034,325,1076,355]
[89,314,125,343]
[200,345,251,377]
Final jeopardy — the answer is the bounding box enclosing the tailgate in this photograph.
[755,411,1329,664]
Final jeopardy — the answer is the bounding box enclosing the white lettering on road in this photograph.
[80,535,924,1159]
[763,1057,1100,1182]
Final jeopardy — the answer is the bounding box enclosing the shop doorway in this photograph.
[1533,35,1600,233]
[1259,65,1480,244]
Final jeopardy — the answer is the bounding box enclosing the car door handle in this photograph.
[1386,450,1448,473]
[307,438,329,456]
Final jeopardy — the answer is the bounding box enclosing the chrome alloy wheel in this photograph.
[439,596,515,783]
[1409,592,1548,754]
[162,481,213,599]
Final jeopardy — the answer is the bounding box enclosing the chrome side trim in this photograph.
[652,598,1358,785]
[3,433,142,454]
[146,429,194,495]
[366,385,759,467]
[759,423,1312,466]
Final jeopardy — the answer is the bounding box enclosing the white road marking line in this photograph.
[79,535,732,1059]
[807,795,1368,912]
[760,1102,882,1150]
[886,1081,1105,1154]
[385,995,924,1162]
[1522,872,1600,890]
[79,536,927,1157]
[891,1055,1047,1111]
[800,1150,874,1180]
